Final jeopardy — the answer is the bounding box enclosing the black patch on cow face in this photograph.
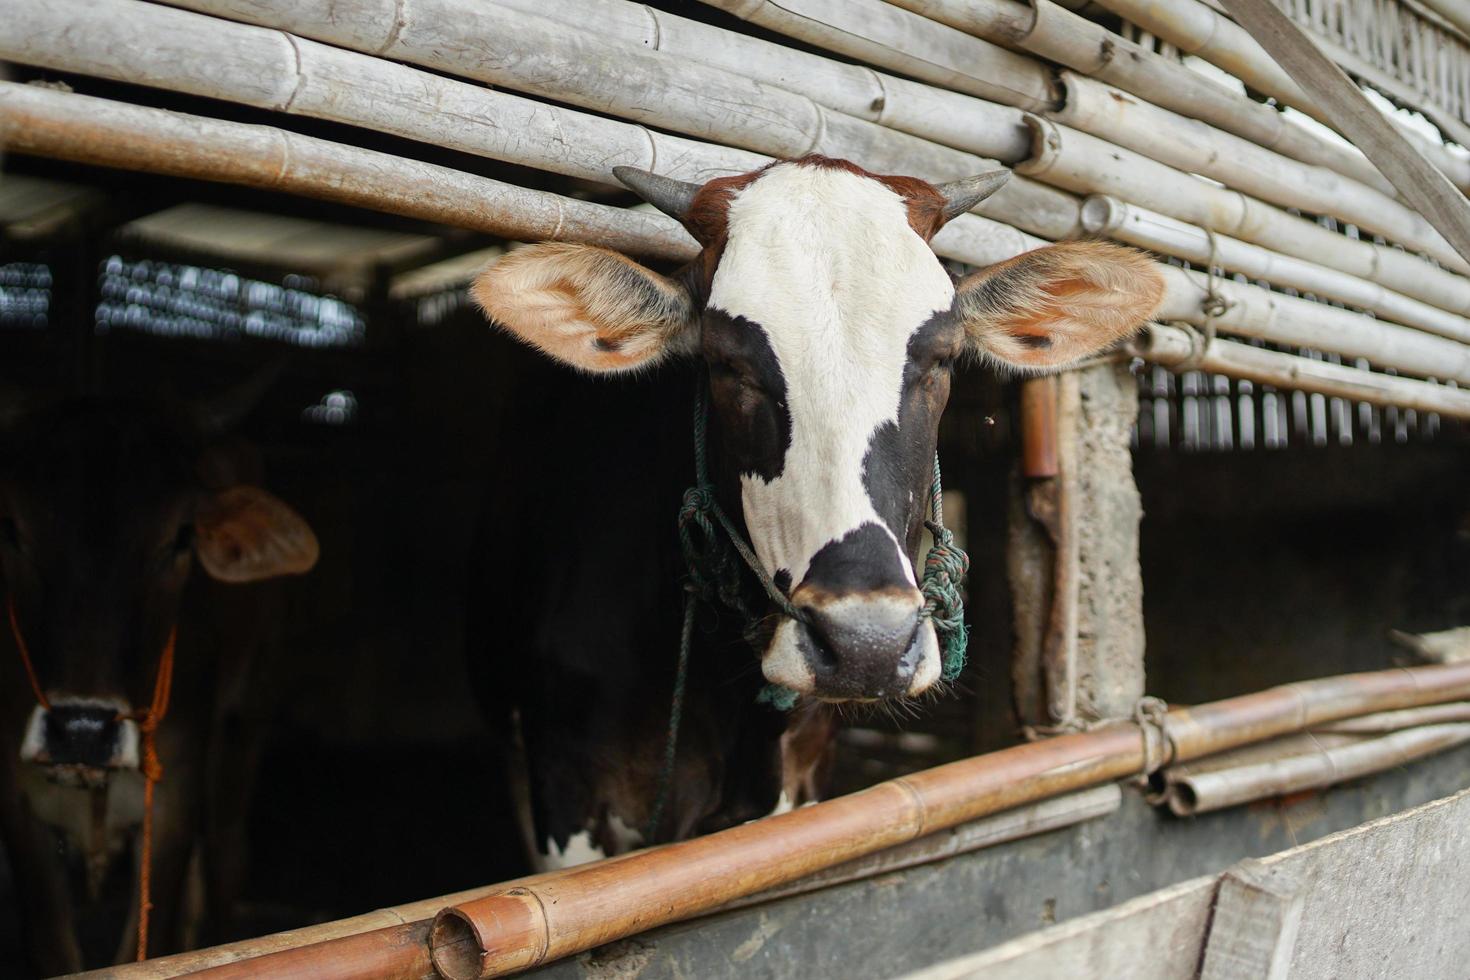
[861,311,965,561]
[773,569,792,595]
[802,522,912,594]
[700,308,791,483]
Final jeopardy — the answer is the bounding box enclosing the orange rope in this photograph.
[6,594,176,962]
[124,625,175,962]
[7,596,51,711]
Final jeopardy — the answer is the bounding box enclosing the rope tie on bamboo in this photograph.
[6,595,176,962]
[1023,695,1176,780]
[1176,228,1235,372]
[647,381,971,840]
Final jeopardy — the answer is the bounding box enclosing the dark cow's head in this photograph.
[0,392,318,785]
[475,156,1162,702]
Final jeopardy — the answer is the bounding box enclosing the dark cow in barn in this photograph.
[468,156,1163,867]
[0,391,318,972]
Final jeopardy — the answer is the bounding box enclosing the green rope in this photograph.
[647,382,970,840]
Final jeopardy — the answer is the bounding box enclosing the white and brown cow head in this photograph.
[475,156,1163,702]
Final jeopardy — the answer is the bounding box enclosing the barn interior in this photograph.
[4,2,1470,974]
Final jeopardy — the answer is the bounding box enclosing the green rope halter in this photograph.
[646,382,970,839]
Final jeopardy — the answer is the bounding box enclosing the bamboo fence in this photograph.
[76,660,1470,979]
[4,0,1470,402]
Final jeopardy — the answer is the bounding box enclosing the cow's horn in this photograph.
[937,170,1011,222]
[613,166,700,222]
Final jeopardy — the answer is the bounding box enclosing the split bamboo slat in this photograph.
[88,659,1470,980]
[1085,196,1470,341]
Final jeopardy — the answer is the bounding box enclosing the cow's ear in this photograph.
[472,243,697,373]
[955,242,1163,370]
[195,486,319,583]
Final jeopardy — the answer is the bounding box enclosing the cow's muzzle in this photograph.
[762,588,941,700]
[20,700,140,786]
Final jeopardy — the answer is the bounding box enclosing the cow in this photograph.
[467,155,1164,868]
[0,388,319,973]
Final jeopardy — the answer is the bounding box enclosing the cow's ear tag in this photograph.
[195,486,320,583]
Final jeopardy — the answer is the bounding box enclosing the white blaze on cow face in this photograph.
[707,163,955,698]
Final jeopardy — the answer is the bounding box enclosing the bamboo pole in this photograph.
[1221,0,1470,268]
[1084,196,1470,339]
[1132,324,1470,419]
[884,0,1404,199]
[2,0,765,186]
[0,83,698,262]
[416,661,1470,980]
[1154,723,1470,816]
[1020,114,1470,279]
[10,72,1468,404]
[689,0,1058,110]
[86,789,1120,979]
[1053,72,1460,263]
[0,0,1052,271]
[1087,0,1470,191]
[491,0,1034,166]
[154,0,1085,240]
[1155,265,1470,384]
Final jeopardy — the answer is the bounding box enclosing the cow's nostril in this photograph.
[42,706,123,769]
[798,601,923,698]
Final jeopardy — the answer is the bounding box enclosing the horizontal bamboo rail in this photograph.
[874,0,1402,198]
[1020,114,1470,287]
[77,661,1470,980]
[1134,324,1470,419]
[1155,265,1470,384]
[88,787,1120,979]
[492,0,1034,165]
[1155,723,1470,816]
[692,0,1059,110]
[410,662,1470,977]
[1086,197,1470,341]
[1053,72,1456,262]
[26,0,1470,338]
[10,82,1470,402]
[1087,0,1470,192]
[0,83,695,261]
[155,0,1084,240]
